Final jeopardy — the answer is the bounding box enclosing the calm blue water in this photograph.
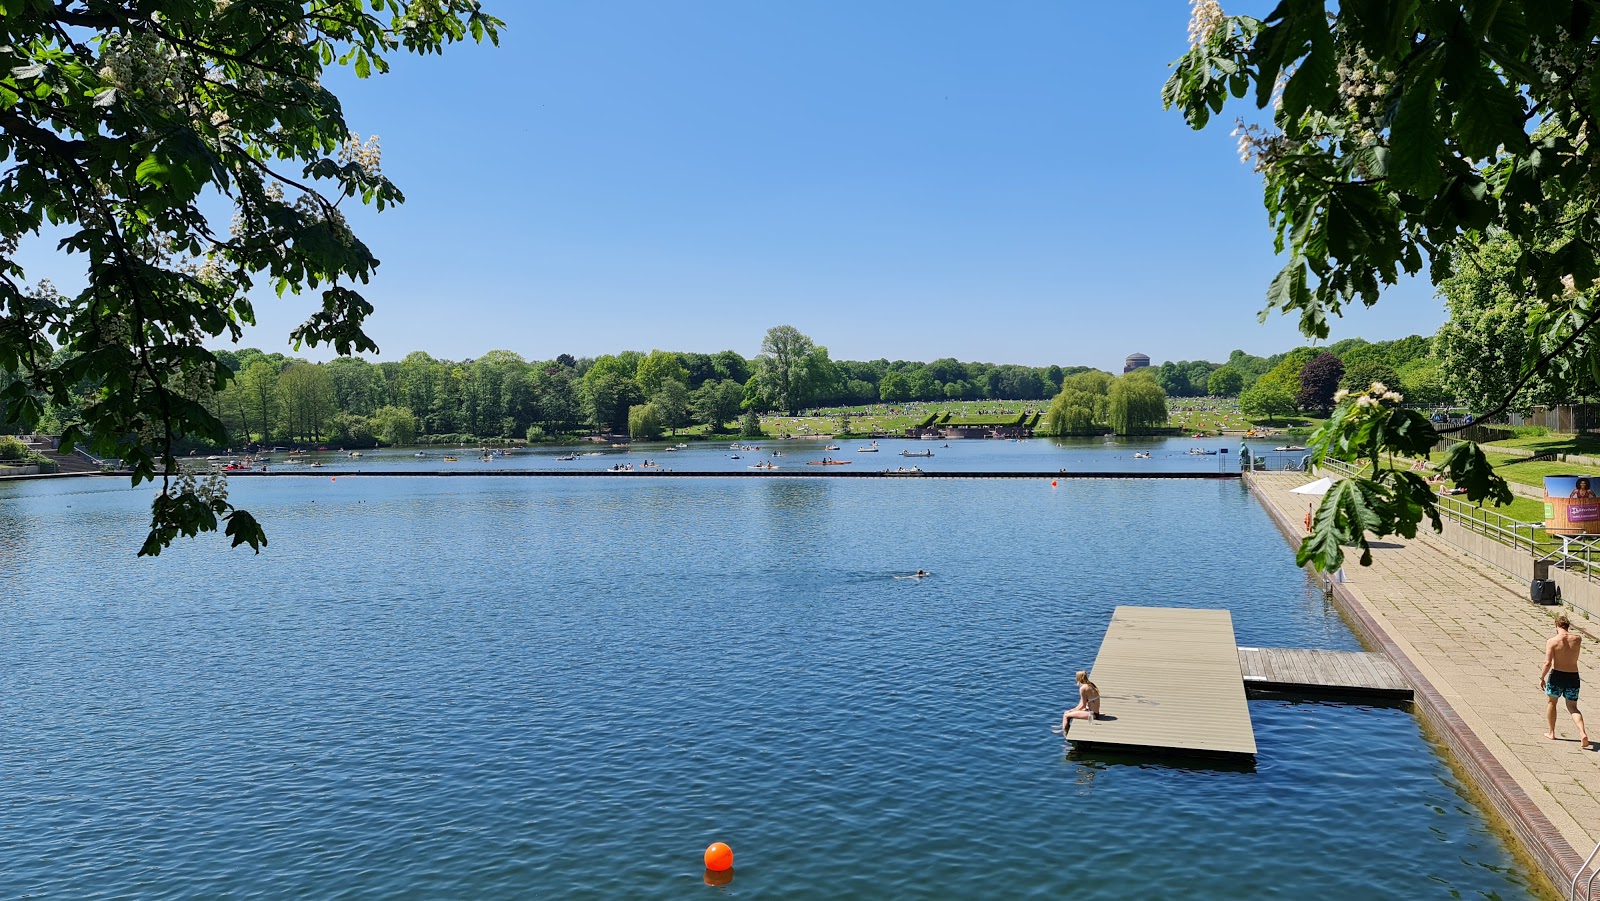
[235,435,1297,475]
[0,472,1539,899]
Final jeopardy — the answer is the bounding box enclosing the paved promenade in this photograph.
[1249,471,1600,897]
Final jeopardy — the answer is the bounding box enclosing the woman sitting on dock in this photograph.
[1058,671,1102,732]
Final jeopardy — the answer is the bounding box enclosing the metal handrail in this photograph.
[1318,457,1544,551]
[1571,837,1600,900]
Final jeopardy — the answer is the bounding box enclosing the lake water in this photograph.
[239,435,1301,475]
[0,467,1541,898]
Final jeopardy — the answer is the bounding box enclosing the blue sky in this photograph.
[28,1,1445,371]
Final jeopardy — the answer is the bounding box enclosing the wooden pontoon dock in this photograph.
[1067,607,1416,760]
[1237,647,1411,700]
[1069,606,1258,760]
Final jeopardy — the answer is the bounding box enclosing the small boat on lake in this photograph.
[442,456,459,462]
[1274,445,1306,451]
[857,446,879,452]
[901,450,933,457]
[823,444,840,451]
[554,455,577,461]
[806,460,852,466]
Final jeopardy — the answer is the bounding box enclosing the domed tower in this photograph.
[1123,352,1151,374]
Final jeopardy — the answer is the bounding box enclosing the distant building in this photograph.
[1123,353,1151,374]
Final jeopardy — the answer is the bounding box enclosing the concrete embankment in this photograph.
[1247,470,1600,899]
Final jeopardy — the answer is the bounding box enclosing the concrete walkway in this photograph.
[1249,471,1600,897]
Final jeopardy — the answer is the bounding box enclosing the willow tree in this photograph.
[0,1,501,555]
[1160,0,1600,568]
[1044,370,1113,435]
[1107,373,1169,435]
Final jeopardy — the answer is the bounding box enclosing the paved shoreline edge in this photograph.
[1245,472,1588,900]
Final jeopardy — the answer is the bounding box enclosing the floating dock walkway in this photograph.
[1069,608,1417,759]
[1238,647,1411,700]
[1069,606,1258,760]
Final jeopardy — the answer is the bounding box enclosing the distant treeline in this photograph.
[0,327,1443,447]
[1149,335,1440,401]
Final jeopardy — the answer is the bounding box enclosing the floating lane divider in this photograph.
[227,470,1244,480]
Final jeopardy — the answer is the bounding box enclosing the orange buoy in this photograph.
[704,842,734,872]
[1051,480,1058,487]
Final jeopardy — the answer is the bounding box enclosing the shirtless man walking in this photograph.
[1540,614,1590,750]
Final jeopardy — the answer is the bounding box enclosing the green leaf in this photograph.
[134,153,171,187]
[1281,20,1336,121]
[1441,441,1514,506]
[224,509,267,553]
[1453,63,1526,160]
[1388,46,1445,194]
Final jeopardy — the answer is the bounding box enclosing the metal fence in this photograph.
[1317,457,1543,551]
[1316,457,1600,617]
[1241,450,1313,472]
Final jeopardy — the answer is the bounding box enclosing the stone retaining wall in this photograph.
[1245,470,1599,900]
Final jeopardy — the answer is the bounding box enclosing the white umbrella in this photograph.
[1290,476,1335,496]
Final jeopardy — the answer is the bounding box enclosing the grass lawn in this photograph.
[1481,431,1600,457]
[681,397,1323,439]
[746,400,1051,438]
[1168,401,1323,436]
[1481,454,1600,488]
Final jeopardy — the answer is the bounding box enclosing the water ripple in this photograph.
[0,477,1538,899]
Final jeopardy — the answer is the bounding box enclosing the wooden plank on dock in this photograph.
[1237,647,1411,699]
[1069,606,1256,759]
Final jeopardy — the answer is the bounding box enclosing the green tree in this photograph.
[533,367,582,435]
[635,350,689,399]
[328,412,374,447]
[628,403,663,441]
[691,379,744,433]
[652,379,690,435]
[751,325,829,415]
[1043,370,1113,435]
[0,1,501,555]
[739,410,763,438]
[1435,231,1576,411]
[1163,0,1596,567]
[1207,366,1244,396]
[324,357,387,417]
[711,350,752,385]
[1398,359,1451,407]
[237,361,280,446]
[878,371,910,403]
[583,370,641,434]
[1044,393,1099,435]
[1341,359,1404,396]
[370,405,417,447]
[276,364,337,442]
[1239,380,1297,425]
[1107,373,1168,435]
